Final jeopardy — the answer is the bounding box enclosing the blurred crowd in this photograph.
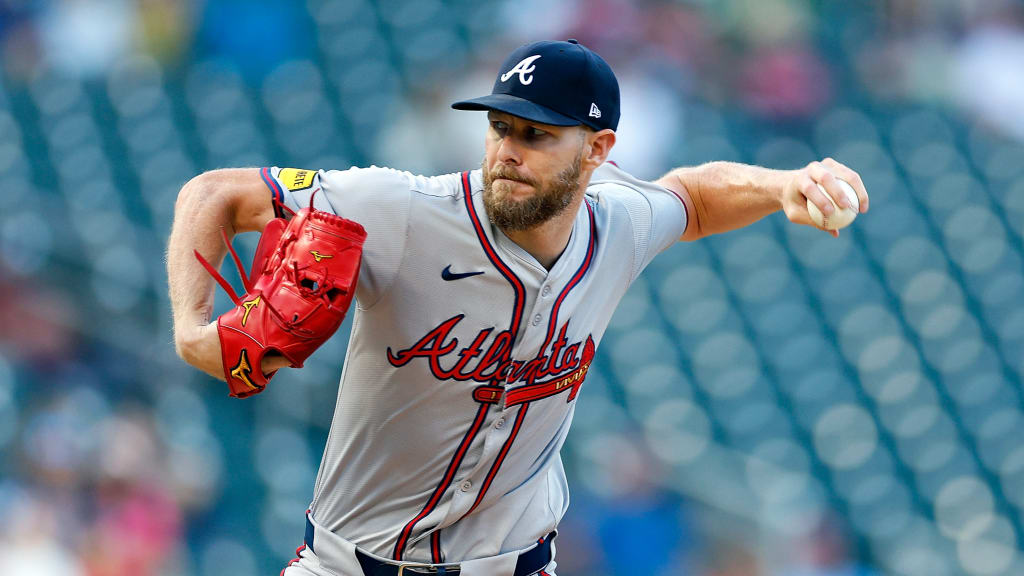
[1,0,1023,575]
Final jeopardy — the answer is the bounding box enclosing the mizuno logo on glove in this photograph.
[230,349,257,391]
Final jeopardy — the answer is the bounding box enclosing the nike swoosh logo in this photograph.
[442,265,485,281]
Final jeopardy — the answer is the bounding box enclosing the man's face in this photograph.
[482,111,586,231]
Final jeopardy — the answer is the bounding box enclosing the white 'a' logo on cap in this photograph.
[501,55,542,86]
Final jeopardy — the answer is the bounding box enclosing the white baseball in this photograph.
[807,178,859,230]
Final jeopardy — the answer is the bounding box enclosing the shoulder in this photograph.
[320,166,465,199]
[320,165,413,194]
[585,161,690,252]
[585,161,683,208]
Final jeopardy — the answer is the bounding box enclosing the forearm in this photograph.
[666,161,788,239]
[167,175,237,378]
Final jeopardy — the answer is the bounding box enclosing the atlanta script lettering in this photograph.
[386,314,592,390]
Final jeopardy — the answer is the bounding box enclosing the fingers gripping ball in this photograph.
[195,204,366,398]
[807,179,859,230]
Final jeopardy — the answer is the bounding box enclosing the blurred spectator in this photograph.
[728,0,833,119]
[375,66,488,175]
[596,487,690,576]
[643,3,721,83]
[701,541,763,576]
[738,45,833,120]
[0,386,199,575]
[565,431,694,575]
[499,0,582,42]
[776,515,879,576]
[593,439,691,576]
[81,410,183,575]
[0,490,85,576]
[0,0,42,79]
[952,20,1024,141]
[37,0,136,76]
[547,507,604,575]
[0,282,77,366]
[136,0,192,67]
[196,0,314,78]
[609,68,686,178]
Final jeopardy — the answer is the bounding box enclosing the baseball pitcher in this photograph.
[167,39,869,576]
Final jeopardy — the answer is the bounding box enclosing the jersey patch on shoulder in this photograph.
[279,168,316,191]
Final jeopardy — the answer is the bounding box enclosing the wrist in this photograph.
[175,324,204,366]
[768,169,792,212]
[174,322,197,360]
[175,321,223,375]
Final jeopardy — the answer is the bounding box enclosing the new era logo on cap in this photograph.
[451,39,620,132]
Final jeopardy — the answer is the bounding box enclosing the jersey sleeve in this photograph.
[261,165,412,309]
[589,161,688,282]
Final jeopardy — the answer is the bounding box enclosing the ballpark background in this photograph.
[2,1,1024,575]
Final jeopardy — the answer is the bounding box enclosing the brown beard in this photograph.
[481,150,583,232]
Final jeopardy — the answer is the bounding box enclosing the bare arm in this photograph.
[656,158,870,242]
[166,168,289,380]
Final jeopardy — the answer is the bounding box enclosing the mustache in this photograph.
[487,165,536,186]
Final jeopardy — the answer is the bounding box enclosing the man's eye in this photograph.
[528,128,547,138]
[491,121,508,132]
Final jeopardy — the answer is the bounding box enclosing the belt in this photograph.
[304,516,554,576]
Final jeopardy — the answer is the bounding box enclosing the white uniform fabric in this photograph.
[262,161,687,575]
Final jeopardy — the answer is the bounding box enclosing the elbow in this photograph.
[176,171,222,211]
[679,194,707,241]
[679,221,705,242]
[174,170,244,234]
[668,172,706,242]
[177,168,273,233]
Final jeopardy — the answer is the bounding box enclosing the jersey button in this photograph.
[460,480,473,492]
[495,417,506,429]
[532,314,542,326]
[541,285,552,297]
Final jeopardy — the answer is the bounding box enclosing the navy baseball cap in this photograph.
[452,39,620,131]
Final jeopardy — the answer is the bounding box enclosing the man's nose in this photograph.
[496,134,522,165]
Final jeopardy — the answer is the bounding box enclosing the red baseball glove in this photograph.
[194,201,366,398]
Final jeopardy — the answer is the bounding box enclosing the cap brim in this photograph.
[451,94,581,127]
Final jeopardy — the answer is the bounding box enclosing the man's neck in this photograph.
[501,195,584,270]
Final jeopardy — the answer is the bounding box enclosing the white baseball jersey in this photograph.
[261,161,687,574]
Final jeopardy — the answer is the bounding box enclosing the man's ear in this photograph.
[582,129,616,170]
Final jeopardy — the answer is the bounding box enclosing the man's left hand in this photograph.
[780,158,870,238]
